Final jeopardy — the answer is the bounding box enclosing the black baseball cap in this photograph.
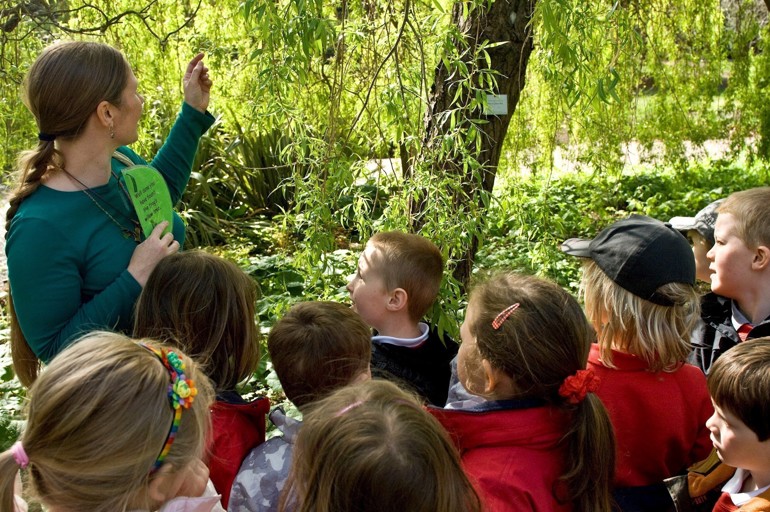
[561,214,695,306]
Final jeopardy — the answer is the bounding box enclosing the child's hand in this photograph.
[174,458,210,499]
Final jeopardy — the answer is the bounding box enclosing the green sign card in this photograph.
[121,165,174,238]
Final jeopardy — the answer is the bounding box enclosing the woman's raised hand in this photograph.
[183,53,212,113]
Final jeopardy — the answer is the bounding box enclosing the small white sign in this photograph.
[485,94,508,116]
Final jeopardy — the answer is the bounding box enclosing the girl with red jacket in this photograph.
[431,272,615,512]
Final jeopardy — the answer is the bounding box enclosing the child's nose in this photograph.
[705,412,717,431]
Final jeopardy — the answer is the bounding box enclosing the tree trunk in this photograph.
[413,0,537,288]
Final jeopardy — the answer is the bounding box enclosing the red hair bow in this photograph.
[558,369,600,404]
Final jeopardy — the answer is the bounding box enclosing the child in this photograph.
[346,230,457,406]
[704,337,770,511]
[281,379,483,512]
[0,331,221,512]
[430,272,615,512]
[134,250,269,508]
[562,214,714,508]
[670,199,723,284]
[228,301,372,512]
[691,187,770,375]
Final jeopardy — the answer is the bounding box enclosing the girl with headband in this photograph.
[430,272,615,512]
[0,331,222,512]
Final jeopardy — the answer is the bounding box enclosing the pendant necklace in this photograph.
[60,168,142,242]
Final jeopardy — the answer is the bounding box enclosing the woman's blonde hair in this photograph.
[0,331,213,512]
[8,41,131,388]
[581,260,700,372]
[280,379,482,512]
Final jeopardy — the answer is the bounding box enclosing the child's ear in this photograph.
[481,359,497,395]
[147,464,189,504]
[752,245,770,271]
[481,359,517,398]
[386,287,408,312]
[147,464,179,504]
[481,359,506,395]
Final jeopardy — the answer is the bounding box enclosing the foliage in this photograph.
[477,158,770,294]
[0,315,24,451]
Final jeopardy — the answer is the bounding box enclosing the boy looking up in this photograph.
[346,231,457,406]
[691,187,770,374]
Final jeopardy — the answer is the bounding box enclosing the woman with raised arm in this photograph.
[5,41,215,386]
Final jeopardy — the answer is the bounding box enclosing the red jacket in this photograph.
[431,403,573,512]
[587,344,713,487]
[207,394,270,508]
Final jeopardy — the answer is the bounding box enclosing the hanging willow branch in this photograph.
[1,0,201,47]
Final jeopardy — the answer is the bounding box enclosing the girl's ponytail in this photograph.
[0,444,27,512]
[558,393,615,512]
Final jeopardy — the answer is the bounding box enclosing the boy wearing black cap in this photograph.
[691,187,770,375]
[670,199,723,284]
[562,215,713,510]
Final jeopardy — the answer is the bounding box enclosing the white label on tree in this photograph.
[485,94,508,115]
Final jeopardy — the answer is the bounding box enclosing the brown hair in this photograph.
[134,250,261,392]
[708,337,770,442]
[581,260,700,372]
[368,231,444,321]
[718,187,770,249]
[280,379,482,512]
[7,41,130,388]
[267,301,372,409]
[466,272,615,512]
[0,331,214,512]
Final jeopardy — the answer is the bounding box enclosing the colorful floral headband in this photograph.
[140,343,198,471]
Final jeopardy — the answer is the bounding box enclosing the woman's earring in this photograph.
[109,125,115,139]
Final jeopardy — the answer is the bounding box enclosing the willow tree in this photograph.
[407,0,537,286]
[3,0,768,302]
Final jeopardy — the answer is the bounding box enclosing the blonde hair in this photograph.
[581,260,700,372]
[368,231,444,321]
[718,187,770,249]
[280,379,482,512]
[0,331,213,512]
[466,272,615,512]
[8,41,131,388]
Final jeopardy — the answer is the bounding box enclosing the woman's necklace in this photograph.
[60,168,142,242]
